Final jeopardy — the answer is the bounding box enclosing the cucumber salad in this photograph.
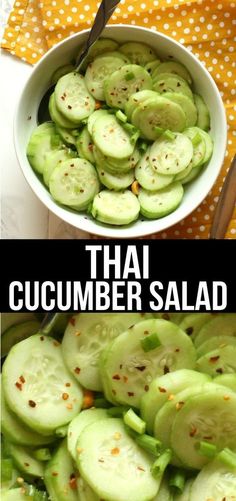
[1,312,236,500]
[27,39,213,226]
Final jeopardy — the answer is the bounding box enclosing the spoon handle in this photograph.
[209,155,236,239]
[75,0,121,70]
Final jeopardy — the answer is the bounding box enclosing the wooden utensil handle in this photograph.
[210,155,236,239]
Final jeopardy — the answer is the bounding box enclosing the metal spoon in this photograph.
[210,155,236,239]
[38,0,121,124]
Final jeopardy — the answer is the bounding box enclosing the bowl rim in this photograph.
[14,24,227,238]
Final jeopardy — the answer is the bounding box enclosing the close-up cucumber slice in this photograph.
[2,335,83,435]
[138,182,184,219]
[97,164,135,191]
[43,148,77,187]
[119,42,157,66]
[44,439,78,501]
[193,93,210,131]
[196,335,236,358]
[214,373,236,392]
[124,90,158,121]
[55,72,95,123]
[135,148,174,192]
[76,418,161,501]
[152,61,192,85]
[91,189,140,226]
[189,459,236,501]
[27,123,58,174]
[152,73,193,100]
[149,133,193,175]
[85,55,125,101]
[179,313,214,340]
[8,443,44,479]
[67,408,108,461]
[49,93,76,129]
[92,114,135,159]
[75,127,95,164]
[162,92,197,128]
[104,64,152,110]
[132,97,186,139]
[194,314,236,348]
[196,345,236,376]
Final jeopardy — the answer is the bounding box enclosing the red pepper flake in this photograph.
[80,189,84,193]
[19,375,25,383]
[144,385,149,392]
[119,364,123,369]
[164,365,170,374]
[28,400,36,408]
[52,472,58,477]
[40,336,44,341]
[128,392,134,397]
[74,367,81,374]
[203,436,213,440]
[123,376,128,383]
[68,105,72,109]
[69,474,77,490]
[15,382,22,391]
[62,393,69,400]
[209,356,220,363]
[98,458,104,463]
[65,382,71,387]
[69,317,76,326]
[189,426,197,437]
[27,115,32,120]
[135,366,146,372]
[176,401,184,410]
[137,466,145,471]
[70,163,74,167]
[111,447,120,456]
[216,368,223,374]
[161,313,170,320]
[61,95,65,100]
[88,143,93,151]
[175,348,180,352]
[186,327,193,335]
[64,173,68,176]
[144,330,149,335]
[158,387,167,393]
[24,463,30,467]
[112,374,121,380]
[53,341,60,346]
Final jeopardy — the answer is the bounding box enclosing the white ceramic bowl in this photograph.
[14,25,227,238]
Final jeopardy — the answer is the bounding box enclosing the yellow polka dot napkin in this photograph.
[2,0,236,239]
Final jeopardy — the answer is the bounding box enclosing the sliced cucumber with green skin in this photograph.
[181,164,202,185]
[1,313,39,334]
[183,127,207,169]
[154,383,222,465]
[150,133,193,175]
[139,182,184,219]
[77,477,100,501]
[101,319,196,408]
[8,443,44,478]
[97,164,135,190]
[1,489,34,500]
[135,148,174,192]
[119,42,157,66]
[99,50,131,64]
[174,478,194,501]
[78,38,119,71]
[193,93,210,131]
[174,162,193,182]
[199,129,213,163]
[145,59,161,75]
[214,373,236,392]
[75,127,95,164]
[49,93,77,129]
[1,321,40,359]
[163,92,197,128]
[55,72,95,123]
[68,408,108,460]
[152,73,193,100]
[1,383,55,447]
[140,369,210,434]
[152,61,192,85]
[189,459,236,501]
[44,440,78,501]
[104,64,152,110]
[87,109,109,136]
[62,313,150,391]
[27,123,57,174]
[2,335,83,435]
[76,418,160,501]
[49,158,99,210]
[92,114,135,159]
[91,189,140,226]
[179,313,214,340]
[171,387,236,469]
[124,90,158,121]
[85,56,125,101]
[51,64,75,85]
[132,97,186,140]
[196,345,236,376]
[196,335,236,358]
[43,148,77,187]
[194,314,236,348]
[94,145,140,174]
[56,126,78,147]
[155,313,186,324]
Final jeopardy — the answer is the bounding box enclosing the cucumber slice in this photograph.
[43,148,77,187]
[49,93,76,129]
[156,313,186,324]
[135,148,174,191]
[92,114,135,159]
[27,123,57,174]
[78,38,119,70]
[196,345,236,376]
[97,164,135,190]
[181,164,202,185]
[140,369,210,434]
[214,373,236,392]
[2,335,83,435]
[194,314,236,348]
[194,93,210,131]
[62,313,149,391]
[75,127,95,164]
[138,182,184,219]
[125,90,158,121]
[1,383,55,447]
[45,439,78,501]
[132,97,186,140]
[145,59,161,75]
[51,64,75,85]
[94,145,140,174]
[104,65,152,110]
[49,158,99,210]
[1,313,38,334]
[152,61,192,85]
[68,408,108,460]
[174,162,193,182]
[100,51,131,64]
[119,42,157,66]
[183,127,206,169]
[55,72,95,123]
[197,335,236,358]
[101,319,196,408]
[163,92,197,127]
[199,129,213,163]
[91,189,140,225]
[56,126,78,147]
[76,418,160,501]
[1,489,33,500]
[87,110,109,136]
[85,56,125,101]
[150,133,193,175]
[153,73,193,100]
[179,313,213,340]
[77,477,100,501]
[8,443,44,478]
[1,321,40,359]
[171,387,236,469]
[189,459,236,501]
